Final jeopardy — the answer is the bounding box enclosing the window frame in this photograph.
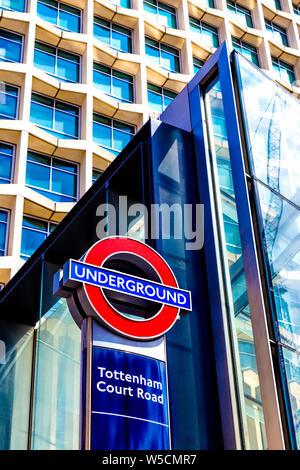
[25,150,79,202]
[0,0,27,12]
[143,0,177,29]
[21,214,58,260]
[34,40,81,83]
[271,56,295,84]
[93,62,135,103]
[37,0,82,33]
[189,16,219,48]
[0,83,20,120]
[93,16,133,54]
[193,56,205,74]
[265,19,289,47]
[147,82,177,113]
[232,36,259,66]
[145,36,181,73]
[30,92,80,140]
[0,141,15,184]
[0,27,24,63]
[93,112,135,155]
[226,0,253,28]
[0,208,9,257]
[92,168,103,184]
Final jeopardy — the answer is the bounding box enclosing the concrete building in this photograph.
[0,0,300,286]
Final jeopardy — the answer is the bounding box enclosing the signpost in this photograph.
[54,237,192,450]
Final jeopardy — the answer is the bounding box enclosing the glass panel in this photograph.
[0,30,22,62]
[281,347,300,448]
[0,85,18,119]
[113,127,132,152]
[52,168,77,197]
[57,56,79,82]
[59,7,80,33]
[30,101,53,129]
[0,0,26,12]
[54,108,78,138]
[148,89,163,113]
[112,75,133,102]
[93,19,110,45]
[37,1,58,26]
[0,320,33,449]
[32,298,80,449]
[0,143,13,183]
[236,54,300,206]
[34,48,56,75]
[21,226,47,258]
[93,120,112,149]
[111,27,132,53]
[26,161,50,190]
[205,78,266,449]
[93,68,112,95]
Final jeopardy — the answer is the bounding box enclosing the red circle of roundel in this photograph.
[83,237,179,340]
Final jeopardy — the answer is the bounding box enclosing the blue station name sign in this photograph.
[63,259,192,311]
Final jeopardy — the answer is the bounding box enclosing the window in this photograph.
[93,63,134,103]
[0,142,14,184]
[143,1,177,29]
[227,1,253,28]
[0,0,26,12]
[268,0,281,9]
[34,41,80,83]
[294,4,300,16]
[189,16,219,48]
[93,113,135,155]
[26,151,78,202]
[94,17,132,53]
[0,29,23,63]
[37,0,81,33]
[108,0,131,7]
[265,19,288,46]
[205,0,214,7]
[232,37,259,66]
[92,169,103,183]
[193,57,204,74]
[30,93,79,139]
[21,216,57,259]
[145,37,180,72]
[0,209,8,256]
[0,84,19,120]
[147,83,176,113]
[272,56,295,84]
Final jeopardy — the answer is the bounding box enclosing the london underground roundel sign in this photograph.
[54,237,192,341]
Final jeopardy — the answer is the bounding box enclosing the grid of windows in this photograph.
[37,0,81,33]
[0,0,26,11]
[93,113,135,156]
[232,37,259,66]
[34,41,80,83]
[25,151,78,202]
[145,37,180,72]
[21,215,57,259]
[0,29,23,63]
[147,83,177,113]
[189,16,219,48]
[30,93,79,139]
[93,63,134,103]
[143,1,177,29]
[272,56,295,84]
[193,57,204,74]
[0,209,8,256]
[0,142,14,184]
[94,17,132,53]
[227,1,253,28]
[265,19,289,46]
[0,84,18,120]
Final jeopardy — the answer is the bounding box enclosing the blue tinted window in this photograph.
[108,0,131,7]
[0,209,8,256]
[26,151,78,202]
[265,19,289,47]
[227,1,253,28]
[0,29,23,63]
[0,142,13,183]
[189,16,219,48]
[34,41,80,83]
[37,0,81,33]
[193,57,204,74]
[147,82,176,113]
[93,63,134,102]
[30,93,79,139]
[271,56,295,84]
[0,84,18,120]
[21,215,57,259]
[145,37,180,72]
[93,113,135,155]
[94,16,132,53]
[92,169,103,183]
[0,0,26,11]
[232,37,259,66]
[143,1,177,29]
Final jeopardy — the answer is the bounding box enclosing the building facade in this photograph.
[0,0,299,286]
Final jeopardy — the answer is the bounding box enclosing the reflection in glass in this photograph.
[282,347,300,447]
[205,78,267,449]
[32,298,81,449]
